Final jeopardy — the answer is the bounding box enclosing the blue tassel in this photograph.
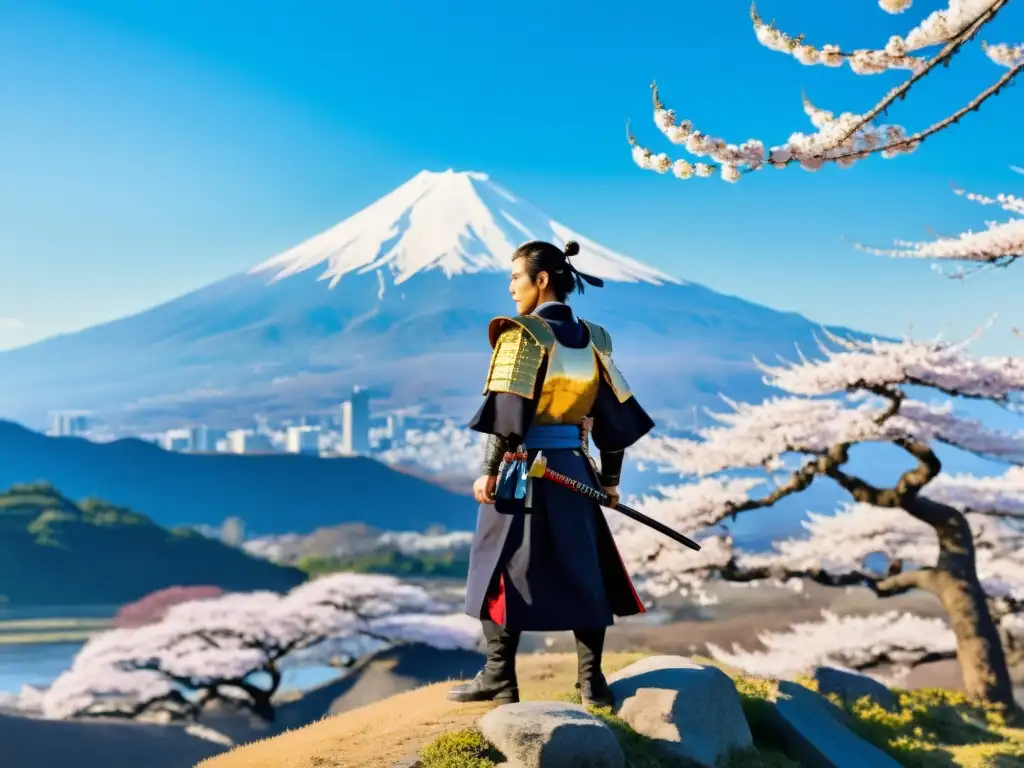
[514,459,528,499]
[497,454,528,501]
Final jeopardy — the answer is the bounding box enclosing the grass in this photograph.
[798,676,1024,768]
[200,651,1024,768]
[418,729,503,768]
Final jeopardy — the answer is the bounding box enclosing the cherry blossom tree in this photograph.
[855,165,1023,275]
[30,573,481,722]
[616,328,1024,716]
[629,1,1022,183]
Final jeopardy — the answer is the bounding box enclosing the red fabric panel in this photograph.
[486,572,507,625]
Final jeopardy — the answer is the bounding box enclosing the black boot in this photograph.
[447,619,520,704]
[574,628,614,708]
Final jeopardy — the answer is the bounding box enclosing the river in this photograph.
[0,639,348,696]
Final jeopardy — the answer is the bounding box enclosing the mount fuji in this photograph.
[0,170,857,432]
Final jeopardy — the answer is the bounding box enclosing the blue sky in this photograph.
[1,0,1021,353]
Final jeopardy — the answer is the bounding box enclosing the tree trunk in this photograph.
[242,663,282,722]
[912,498,1018,720]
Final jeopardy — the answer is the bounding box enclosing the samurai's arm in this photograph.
[481,434,510,476]
[590,369,655,487]
[598,449,625,487]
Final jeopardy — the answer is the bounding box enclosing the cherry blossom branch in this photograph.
[853,165,1023,271]
[724,458,821,519]
[857,58,1023,154]
[819,0,1012,149]
[719,554,936,597]
[761,327,1024,404]
[706,610,958,680]
[629,1,1019,182]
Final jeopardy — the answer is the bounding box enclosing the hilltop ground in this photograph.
[200,651,1024,768]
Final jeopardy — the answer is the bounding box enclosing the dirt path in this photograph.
[198,652,645,768]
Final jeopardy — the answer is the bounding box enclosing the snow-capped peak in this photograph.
[249,169,682,287]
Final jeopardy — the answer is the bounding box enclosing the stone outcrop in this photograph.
[812,666,900,712]
[764,680,902,768]
[477,701,624,768]
[606,655,753,766]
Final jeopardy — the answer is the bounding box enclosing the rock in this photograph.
[765,680,902,768]
[391,749,422,768]
[606,655,752,767]
[812,666,900,712]
[477,701,624,768]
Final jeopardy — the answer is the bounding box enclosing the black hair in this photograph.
[511,240,604,302]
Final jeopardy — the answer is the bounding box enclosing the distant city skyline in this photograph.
[1,1,1022,354]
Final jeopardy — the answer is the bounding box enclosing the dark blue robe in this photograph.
[464,302,654,632]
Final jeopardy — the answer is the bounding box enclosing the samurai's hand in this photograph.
[473,475,498,504]
[603,486,620,506]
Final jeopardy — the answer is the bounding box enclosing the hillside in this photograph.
[0,420,477,535]
[0,483,306,607]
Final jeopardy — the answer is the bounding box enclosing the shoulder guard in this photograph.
[483,316,554,398]
[580,319,632,403]
[487,315,555,349]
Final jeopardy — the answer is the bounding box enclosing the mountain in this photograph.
[0,169,861,432]
[0,482,306,607]
[0,420,477,535]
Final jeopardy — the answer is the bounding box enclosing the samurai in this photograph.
[448,239,655,709]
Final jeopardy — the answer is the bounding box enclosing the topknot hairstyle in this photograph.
[511,240,603,301]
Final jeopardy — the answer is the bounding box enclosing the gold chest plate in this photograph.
[533,341,601,425]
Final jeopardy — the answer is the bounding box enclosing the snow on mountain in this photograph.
[249,169,681,288]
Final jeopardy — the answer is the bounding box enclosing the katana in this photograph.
[527,453,702,552]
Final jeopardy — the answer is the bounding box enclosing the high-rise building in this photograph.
[386,413,406,442]
[285,425,321,454]
[162,428,193,452]
[189,425,210,452]
[48,411,89,437]
[205,428,227,452]
[226,429,274,454]
[340,386,371,455]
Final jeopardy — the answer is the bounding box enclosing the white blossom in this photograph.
[888,400,1024,463]
[751,4,927,74]
[632,90,917,181]
[879,0,914,13]
[707,610,957,679]
[925,467,1024,517]
[859,220,1023,267]
[984,42,1024,68]
[952,182,1024,216]
[760,328,1024,401]
[634,397,881,475]
[856,167,1023,268]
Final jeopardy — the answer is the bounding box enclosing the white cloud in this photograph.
[0,317,24,330]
